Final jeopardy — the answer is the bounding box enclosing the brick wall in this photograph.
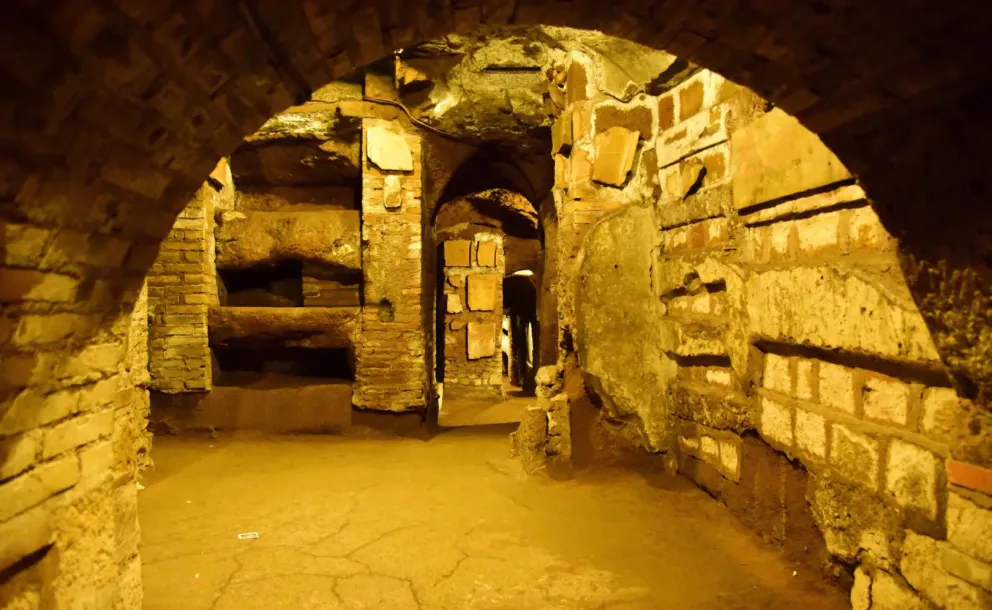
[441,235,505,401]
[146,176,226,393]
[353,119,428,412]
[550,49,992,608]
[653,69,992,608]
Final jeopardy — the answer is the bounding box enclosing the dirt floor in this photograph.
[139,427,848,610]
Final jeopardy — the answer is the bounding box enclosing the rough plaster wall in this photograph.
[562,58,992,609]
[576,205,674,449]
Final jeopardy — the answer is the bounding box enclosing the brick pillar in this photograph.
[146,182,220,393]
[353,120,427,411]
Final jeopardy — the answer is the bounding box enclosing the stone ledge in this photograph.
[215,210,360,270]
[207,307,359,349]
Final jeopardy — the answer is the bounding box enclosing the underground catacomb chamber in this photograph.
[3,13,992,610]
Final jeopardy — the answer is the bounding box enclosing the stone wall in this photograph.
[1,4,990,609]
[353,119,428,412]
[146,167,227,393]
[553,52,992,609]
[441,235,505,401]
[0,271,150,607]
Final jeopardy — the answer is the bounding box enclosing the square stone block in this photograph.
[467,274,498,311]
[444,240,470,267]
[476,241,497,267]
[467,322,496,360]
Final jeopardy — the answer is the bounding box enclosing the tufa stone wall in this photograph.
[564,58,992,609]
[353,119,428,412]
[441,235,505,401]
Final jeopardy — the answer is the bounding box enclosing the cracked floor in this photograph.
[139,426,847,609]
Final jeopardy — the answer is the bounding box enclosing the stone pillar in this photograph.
[352,120,427,411]
[146,178,222,393]
[441,234,505,401]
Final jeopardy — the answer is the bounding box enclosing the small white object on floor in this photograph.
[195,574,200,579]
[792,571,797,577]
[136,482,145,491]
[237,532,260,540]
[186,500,191,504]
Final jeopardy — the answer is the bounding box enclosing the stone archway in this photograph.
[2,1,989,402]
[2,2,992,607]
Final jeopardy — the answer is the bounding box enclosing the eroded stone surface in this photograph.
[215,210,361,270]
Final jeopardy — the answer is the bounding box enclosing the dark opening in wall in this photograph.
[213,346,354,385]
[219,261,303,307]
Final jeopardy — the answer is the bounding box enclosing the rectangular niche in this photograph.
[219,261,303,307]
[302,262,362,307]
[213,346,354,386]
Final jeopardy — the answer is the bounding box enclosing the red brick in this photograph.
[948,460,992,496]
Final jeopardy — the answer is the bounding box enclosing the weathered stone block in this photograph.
[467,322,496,360]
[719,437,741,481]
[510,404,548,475]
[476,241,497,267]
[942,544,992,595]
[0,456,79,523]
[215,210,361,270]
[819,362,855,414]
[759,396,793,449]
[0,502,51,573]
[795,211,841,254]
[467,274,497,311]
[948,492,992,564]
[864,375,911,425]
[922,387,959,437]
[902,531,992,609]
[0,432,39,480]
[207,306,358,349]
[366,125,413,171]
[746,266,941,364]
[796,409,827,459]
[851,567,871,610]
[731,108,852,210]
[592,126,639,187]
[830,424,880,489]
[763,353,791,395]
[444,240,470,267]
[871,570,929,609]
[42,410,113,458]
[885,440,939,519]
